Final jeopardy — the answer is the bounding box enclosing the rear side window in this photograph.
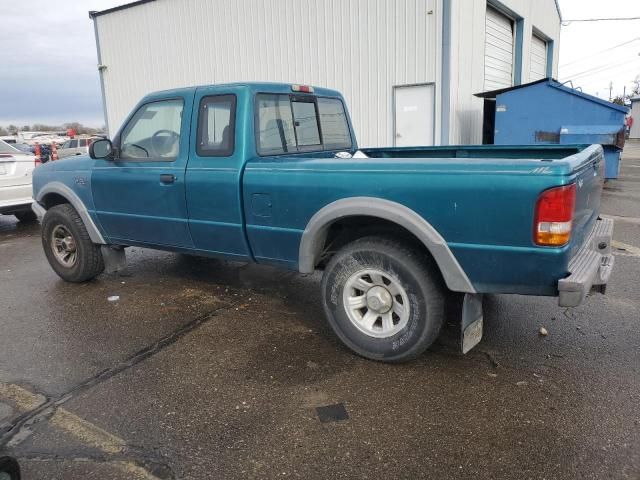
[256,94,352,155]
[256,94,297,155]
[79,139,87,147]
[317,98,352,150]
[197,95,236,157]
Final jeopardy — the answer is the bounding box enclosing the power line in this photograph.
[560,37,640,68]
[563,17,640,23]
[565,56,640,81]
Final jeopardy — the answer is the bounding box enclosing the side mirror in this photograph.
[89,139,114,160]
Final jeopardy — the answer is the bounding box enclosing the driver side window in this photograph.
[120,99,183,161]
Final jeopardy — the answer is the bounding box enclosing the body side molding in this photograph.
[298,197,475,293]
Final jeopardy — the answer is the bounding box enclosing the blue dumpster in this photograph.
[477,78,628,179]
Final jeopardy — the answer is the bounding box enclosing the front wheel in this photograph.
[41,204,105,282]
[321,236,446,363]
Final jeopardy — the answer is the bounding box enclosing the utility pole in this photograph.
[609,81,613,101]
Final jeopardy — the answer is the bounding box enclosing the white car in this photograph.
[0,139,38,222]
[58,137,96,159]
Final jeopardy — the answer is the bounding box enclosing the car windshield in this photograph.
[0,139,20,154]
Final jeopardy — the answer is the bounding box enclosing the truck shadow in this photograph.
[0,215,39,237]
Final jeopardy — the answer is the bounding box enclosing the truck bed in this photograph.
[360,144,587,160]
[243,144,604,295]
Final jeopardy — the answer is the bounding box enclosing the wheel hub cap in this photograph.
[51,225,78,267]
[342,268,410,339]
[366,286,393,313]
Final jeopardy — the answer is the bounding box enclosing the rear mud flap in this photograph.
[101,245,127,274]
[461,293,484,354]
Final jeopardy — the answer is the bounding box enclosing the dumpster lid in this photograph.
[475,78,549,98]
[475,78,629,114]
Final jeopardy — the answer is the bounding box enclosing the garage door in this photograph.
[484,6,514,91]
[530,34,548,81]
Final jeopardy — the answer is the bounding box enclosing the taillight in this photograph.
[292,84,314,93]
[534,184,576,246]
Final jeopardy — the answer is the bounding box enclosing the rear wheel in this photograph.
[321,236,445,362]
[14,210,37,223]
[41,204,104,282]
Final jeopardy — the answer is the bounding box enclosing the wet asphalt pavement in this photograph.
[1,143,639,479]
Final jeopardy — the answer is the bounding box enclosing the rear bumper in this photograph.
[558,217,614,307]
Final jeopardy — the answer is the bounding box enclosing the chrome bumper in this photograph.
[558,217,614,307]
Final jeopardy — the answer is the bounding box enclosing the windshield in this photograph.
[0,139,20,154]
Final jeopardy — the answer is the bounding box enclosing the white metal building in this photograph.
[630,97,640,140]
[91,0,561,147]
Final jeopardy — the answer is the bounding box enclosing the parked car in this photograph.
[31,83,613,362]
[57,137,97,159]
[12,143,34,154]
[0,139,38,222]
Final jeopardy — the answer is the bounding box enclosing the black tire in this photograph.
[14,210,37,223]
[41,204,105,282]
[321,236,445,363]
[0,456,21,480]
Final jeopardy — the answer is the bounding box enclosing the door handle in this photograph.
[160,174,176,184]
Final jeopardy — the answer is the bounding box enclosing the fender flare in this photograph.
[35,182,106,244]
[298,197,475,293]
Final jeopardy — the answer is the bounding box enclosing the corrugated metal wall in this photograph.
[95,0,439,147]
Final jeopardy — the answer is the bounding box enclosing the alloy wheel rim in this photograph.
[51,225,78,267]
[342,268,410,338]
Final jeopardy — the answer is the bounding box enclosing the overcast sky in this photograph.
[1,0,639,128]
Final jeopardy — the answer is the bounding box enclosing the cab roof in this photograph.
[142,82,344,101]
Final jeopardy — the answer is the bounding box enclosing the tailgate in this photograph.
[568,145,605,257]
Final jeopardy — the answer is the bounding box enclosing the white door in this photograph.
[484,6,514,91]
[394,84,435,147]
[530,34,548,81]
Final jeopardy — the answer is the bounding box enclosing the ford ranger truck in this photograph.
[31,83,614,362]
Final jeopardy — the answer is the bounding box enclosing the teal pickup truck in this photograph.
[32,82,614,362]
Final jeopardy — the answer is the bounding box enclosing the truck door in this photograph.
[184,87,252,260]
[91,94,194,247]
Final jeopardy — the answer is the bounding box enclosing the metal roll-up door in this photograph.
[530,34,548,81]
[484,6,514,91]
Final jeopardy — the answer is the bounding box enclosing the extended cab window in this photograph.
[317,98,352,150]
[197,95,236,157]
[256,94,297,155]
[120,99,183,161]
[291,100,321,148]
[256,94,352,155]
